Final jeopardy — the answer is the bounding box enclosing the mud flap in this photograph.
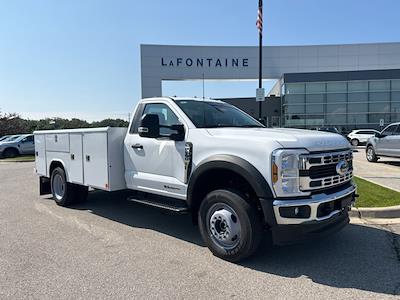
[39,176,51,195]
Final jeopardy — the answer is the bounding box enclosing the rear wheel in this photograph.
[3,148,19,158]
[50,167,76,206]
[351,139,359,146]
[366,146,378,162]
[198,189,262,262]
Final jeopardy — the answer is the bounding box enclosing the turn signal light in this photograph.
[272,162,279,183]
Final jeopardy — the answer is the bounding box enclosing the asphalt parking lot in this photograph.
[0,162,400,299]
[353,147,400,191]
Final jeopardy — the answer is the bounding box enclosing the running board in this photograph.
[127,197,189,213]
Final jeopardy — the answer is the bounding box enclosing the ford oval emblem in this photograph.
[336,160,349,176]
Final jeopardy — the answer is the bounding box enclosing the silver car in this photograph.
[0,134,35,158]
[366,122,400,162]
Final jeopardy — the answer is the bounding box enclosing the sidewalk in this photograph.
[352,148,400,192]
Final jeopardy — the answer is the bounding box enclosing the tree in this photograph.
[0,111,128,137]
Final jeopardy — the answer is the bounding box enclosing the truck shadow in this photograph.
[70,190,400,296]
[70,190,204,246]
[381,160,400,167]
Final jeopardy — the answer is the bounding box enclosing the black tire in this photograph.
[351,139,359,146]
[50,167,76,206]
[366,146,378,162]
[198,189,263,262]
[3,148,19,158]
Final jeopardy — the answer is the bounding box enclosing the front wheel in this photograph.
[366,146,378,162]
[198,189,262,262]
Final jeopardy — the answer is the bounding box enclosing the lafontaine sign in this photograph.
[161,57,249,68]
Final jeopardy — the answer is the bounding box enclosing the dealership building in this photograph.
[140,43,400,130]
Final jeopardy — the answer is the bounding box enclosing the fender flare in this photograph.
[187,154,274,208]
[48,159,69,182]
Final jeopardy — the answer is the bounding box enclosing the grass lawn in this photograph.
[0,155,35,162]
[354,176,400,208]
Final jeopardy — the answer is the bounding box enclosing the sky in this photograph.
[1,0,400,121]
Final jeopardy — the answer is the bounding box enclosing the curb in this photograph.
[349,205,400,219]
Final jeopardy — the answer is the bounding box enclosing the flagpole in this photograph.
[258,0,263,121]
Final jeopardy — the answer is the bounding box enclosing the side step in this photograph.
[127,196,189,213]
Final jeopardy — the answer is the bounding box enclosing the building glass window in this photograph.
[392,79,400,91]
[370,92,390,102]
[306,82,325,93]
[284,94,304,105]
[370,102,390,113]
[327,82,347,93]
[327,93,346,103]
[286,83,305,94]
[348,92,368,103]
[282,77,400,130]
[348,81,368,92]
[369,80,390,91]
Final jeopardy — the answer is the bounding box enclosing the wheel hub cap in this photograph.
[209,207,241,248]
[53,174,65,200]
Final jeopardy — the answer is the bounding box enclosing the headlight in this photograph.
[271,149,309,197]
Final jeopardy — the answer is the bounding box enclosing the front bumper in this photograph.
[266,183,356,245]
[272,183,356,225]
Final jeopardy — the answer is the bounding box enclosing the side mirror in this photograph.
[138,114,160,138]
[169,124,185,141]
[376,132,385,138]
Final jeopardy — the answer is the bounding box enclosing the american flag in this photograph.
[256,0,263,35]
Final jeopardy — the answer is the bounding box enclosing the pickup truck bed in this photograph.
[34,127,127,191]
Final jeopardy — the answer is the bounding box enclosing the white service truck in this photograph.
[34,97,356,262]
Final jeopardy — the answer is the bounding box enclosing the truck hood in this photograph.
[206,128,350,152]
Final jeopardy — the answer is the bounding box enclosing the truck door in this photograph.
[376,125,398,156]
[124,102,187,199]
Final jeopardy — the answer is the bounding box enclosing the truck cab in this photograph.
[35,97,356,262]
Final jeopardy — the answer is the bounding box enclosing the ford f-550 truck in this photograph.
[34,97,356,262]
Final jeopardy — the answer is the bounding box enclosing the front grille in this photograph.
[299,150,353,191]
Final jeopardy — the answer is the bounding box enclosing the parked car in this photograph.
[34,97,356,262]
[366,122,400,162]
[0,135,21,143]
[0,135,11,142]
[0,134,35,158]
[347,129,380,146]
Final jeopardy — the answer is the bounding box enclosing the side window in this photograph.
[26,135,34,142]
[382,125,397,136]
[394,125,400,136]
[129,104,145,134]
[142,103,180,135]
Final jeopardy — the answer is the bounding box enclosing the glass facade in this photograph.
[282,79,400,131]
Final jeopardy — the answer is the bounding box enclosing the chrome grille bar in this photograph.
[299,149,353,191]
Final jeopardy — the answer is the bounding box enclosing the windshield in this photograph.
[175,100,264,128]
[2,135,20,142]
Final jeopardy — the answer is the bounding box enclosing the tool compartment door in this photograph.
[69,133,84,184]
[34,134,47,176]
[83,132,109,189]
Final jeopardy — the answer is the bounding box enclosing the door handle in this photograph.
[131,143,143,150]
